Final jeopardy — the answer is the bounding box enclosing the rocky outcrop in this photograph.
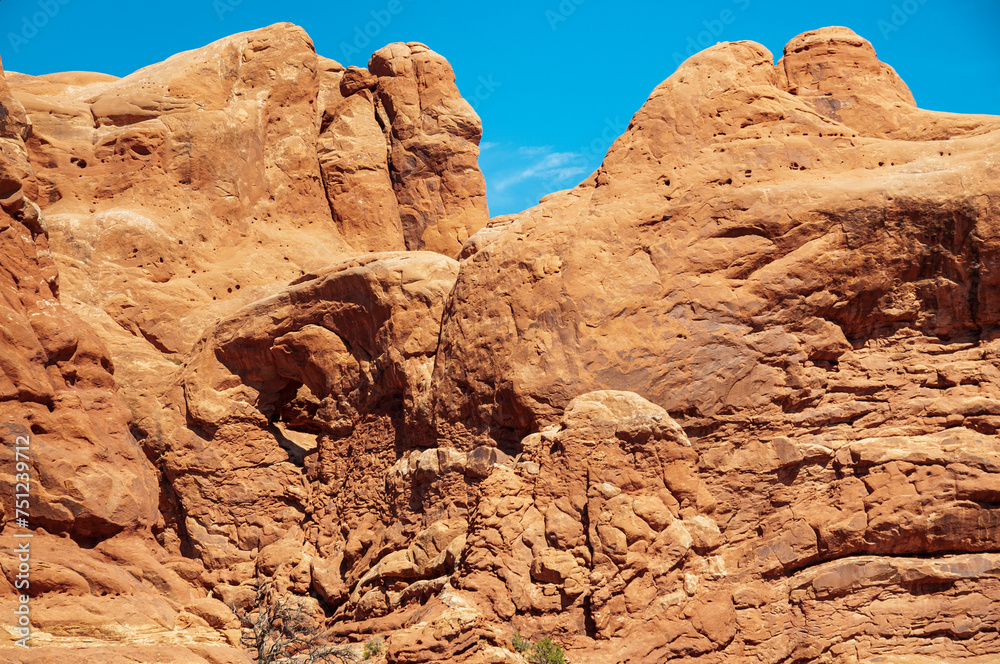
[461,392,713,644]
[3,23,1000,664]
[0,70,158,543]
[0,56,247,663]
[317,59,406,254]
[369,42,490,255]
[6,24,490,450]
[0,531,245,662]
[0,54,34,211]
[156,252,459,608]
[433,28,1000,447]
[6,25,357,473]
[421,26,1000,662]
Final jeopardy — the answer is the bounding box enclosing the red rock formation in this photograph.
[1,57,159,541]
[433,29,1000,446]
[157,252,459,598]
[6,24,489,447]
[317,59,406,254]
[0,55,247,663]
[369,42,490,255]
[424,26,1000,662]
[2,24,1000,664]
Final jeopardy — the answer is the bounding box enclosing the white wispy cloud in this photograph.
[494,147,587,192]
[478,141,596,216]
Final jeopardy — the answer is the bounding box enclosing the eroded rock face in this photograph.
[4,23,1000,664]
[317,59,406,254]
[0,58,157,540]
[0,57,247,663]
[0,55,34,210]
[461,392,712,641]
[777,26,917,135]
[6,24,357,473]
[433,27,1000,447]
[421,26,1000,663]
[369,42,490,255]
[5,26,490,456]
[157,252,460,603]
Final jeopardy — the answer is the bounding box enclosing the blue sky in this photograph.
[2,0,998,216]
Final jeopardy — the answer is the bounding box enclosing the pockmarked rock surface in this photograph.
[4,24,489,453]
[434,26,1000,446]
[0,55,250,664]
[2,24,1000,664]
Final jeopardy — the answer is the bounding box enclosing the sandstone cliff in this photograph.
[1,24,999,664]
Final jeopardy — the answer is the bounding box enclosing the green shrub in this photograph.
[529,637,566,664]
[511,631,565,664]
[511,630,531,654]
[363,636,385,660]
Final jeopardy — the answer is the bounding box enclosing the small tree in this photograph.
[234,583,356,664]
